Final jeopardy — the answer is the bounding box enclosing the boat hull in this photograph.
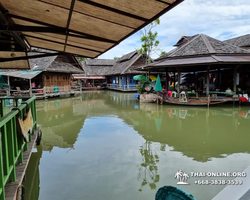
[164,98,230,106]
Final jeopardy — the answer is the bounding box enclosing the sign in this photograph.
[16,108,33,142]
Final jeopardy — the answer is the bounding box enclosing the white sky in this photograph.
[98,0,250,60]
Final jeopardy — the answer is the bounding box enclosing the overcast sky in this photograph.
[98,0,250,60]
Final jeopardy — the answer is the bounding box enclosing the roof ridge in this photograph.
[224,34,250,42]
[220,41,250,53]
[167,34,201,57]
[200,34,216,54]
[121,54,142,74]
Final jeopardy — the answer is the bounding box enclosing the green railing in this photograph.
[0,96,37,200]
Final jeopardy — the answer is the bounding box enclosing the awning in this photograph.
[73,76,106,79]
[0,70,42,79]
[0,0,184,60]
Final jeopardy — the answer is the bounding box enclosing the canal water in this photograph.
[24,91,250,200]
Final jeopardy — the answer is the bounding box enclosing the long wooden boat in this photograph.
[164,97,230,106]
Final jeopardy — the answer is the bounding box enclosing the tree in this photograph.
[78,57,86,62]
[113,56,120,60]
[138,18,160,64]
[160,51,167,57]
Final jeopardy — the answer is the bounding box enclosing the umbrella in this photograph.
[149,75,157,81]
[155,75,162,92]
[133,75,147,81]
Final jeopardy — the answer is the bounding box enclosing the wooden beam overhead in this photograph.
[0,24,117,43]
[0,52,60,63]
[64,0,76,51]
[0,0,184,59]
[77,0,148,22]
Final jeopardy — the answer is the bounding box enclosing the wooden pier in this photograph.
[4,134,37,200]
[0,96,41,200]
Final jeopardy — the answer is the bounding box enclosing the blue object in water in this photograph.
[134,94,139,98]
[155,186,196,200]
[134,105,139,109]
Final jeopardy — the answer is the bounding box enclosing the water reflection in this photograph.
[23,146,42,200]
[138,140,160,191]
[26,91,250,200]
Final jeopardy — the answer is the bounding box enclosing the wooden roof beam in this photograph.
[0,52,61,63]
[156,0,171,5]
[78,0,148,22]
[64,0,76,52]
[23,34,103,53]
[0,24,117,43]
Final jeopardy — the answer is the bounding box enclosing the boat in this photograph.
[155,185,196,200]
[163,92,230,106]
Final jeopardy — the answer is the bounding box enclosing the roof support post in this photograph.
[173,68,176,88]
[233,66,239,93]
[178,69,181,94]
[7,76,10,96]
[165,70,168,91]
[206,66,210,97]
[29,79,32,97]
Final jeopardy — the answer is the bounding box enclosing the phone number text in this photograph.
[194,179,243,185]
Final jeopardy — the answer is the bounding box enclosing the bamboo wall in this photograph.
[42,72,71,87]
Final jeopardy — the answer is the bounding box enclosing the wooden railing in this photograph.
[0,96,37,200]
[106,84,137,91]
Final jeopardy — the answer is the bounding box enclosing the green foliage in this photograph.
[136,77,150,94]
[113,56,120,60]
[78,57,86,62]
[160,51,167,57]
[138,18,160,64]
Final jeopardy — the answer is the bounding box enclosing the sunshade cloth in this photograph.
[0,0,184,61]
[154,75,162,92]
[150,75,157,81]
[133,75,147,81]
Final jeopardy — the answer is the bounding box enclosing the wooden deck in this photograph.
[35,91,82,100]
[4,133,37,200]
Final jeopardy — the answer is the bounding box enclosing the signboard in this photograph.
[16,108,33,142]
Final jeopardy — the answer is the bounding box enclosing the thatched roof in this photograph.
[76,51,148,76]
[168,34,249,57]
[139,34,250,72]
[173,34,199,47]
[0,50,84,79]
[32,54,84,74]
[106,50,146,75]
[79,59,115,76]
[224,34,250,49]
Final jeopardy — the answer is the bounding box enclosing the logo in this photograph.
[174,170,190,185]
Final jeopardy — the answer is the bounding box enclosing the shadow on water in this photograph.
[25,91,250,200]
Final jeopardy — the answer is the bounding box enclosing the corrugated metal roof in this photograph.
[0,70,42,79]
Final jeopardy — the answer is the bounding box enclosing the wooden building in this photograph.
[1,51,84,98]
[138,33,250,103]
[73,58,115,89]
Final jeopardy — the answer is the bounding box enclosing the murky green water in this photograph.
[24,91,250,200]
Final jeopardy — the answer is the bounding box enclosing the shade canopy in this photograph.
[0,0,184,69]
[133,74,147,81]
[0,70,42,79]
[149,75,157,81]
[155,74,162,92]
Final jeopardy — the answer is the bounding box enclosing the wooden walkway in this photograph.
[35,91,82,100]
[4,133,37,200]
